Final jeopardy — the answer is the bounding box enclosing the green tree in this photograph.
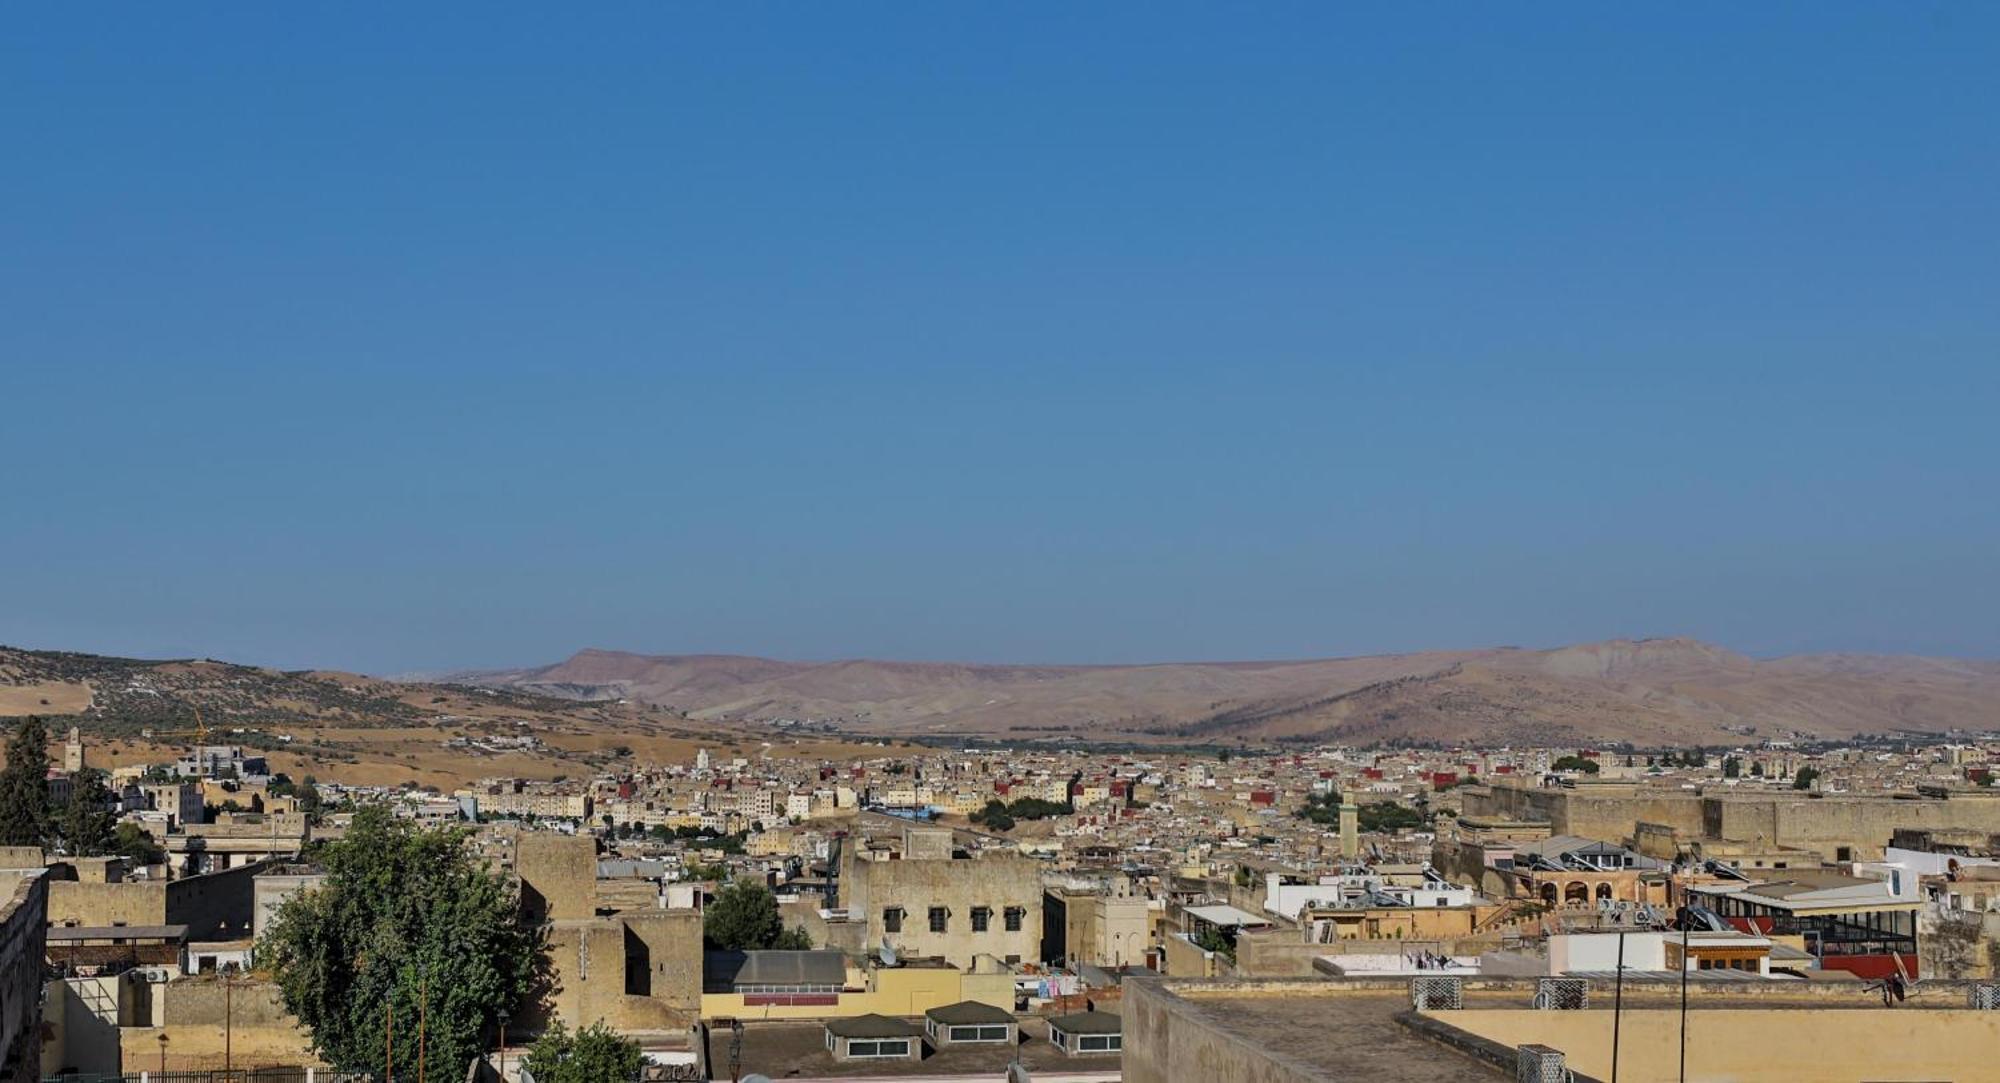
[703,879,812,951]
[1793,765,1820,791]
[296,775,325,825]
[1723,756,1741,779]
[52,767,117,856]
[258,807,539,1075]
[1550,755,1600,775]
[971,799,1016,832]
[112,822,166,865]
[0,716,52,847]
[523,1021,643,1083]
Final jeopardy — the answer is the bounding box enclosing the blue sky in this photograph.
[3,5,1996,673]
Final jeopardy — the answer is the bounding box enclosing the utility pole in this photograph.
[497,1009,510,1083]
[1679,928,1690,1083]
[224,965,234,1074]
[1611,931,1626,1083]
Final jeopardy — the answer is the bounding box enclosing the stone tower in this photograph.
[1338,789,1359,860]
[63,726,84,774]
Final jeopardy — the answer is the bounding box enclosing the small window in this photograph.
[971,905,992,932]
[929,906,948,933]
[1004,906,1025,931]
[883,907,903,933]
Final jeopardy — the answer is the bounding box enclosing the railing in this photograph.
[43,1071,374,1083]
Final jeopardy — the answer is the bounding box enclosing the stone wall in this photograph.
[0,874,48,1083]
[516,833,597,923]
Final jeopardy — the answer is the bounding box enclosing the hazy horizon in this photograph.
[5,6,1996,675]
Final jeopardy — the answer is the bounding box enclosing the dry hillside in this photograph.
[450,638,2000,747]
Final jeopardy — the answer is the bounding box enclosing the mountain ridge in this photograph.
[439,636,2000,747]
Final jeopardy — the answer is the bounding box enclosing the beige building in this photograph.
[514,832,703,1038]
[837,826,1044,969]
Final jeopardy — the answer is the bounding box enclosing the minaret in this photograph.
[63,726,84,774]
[1338,788,1359,860]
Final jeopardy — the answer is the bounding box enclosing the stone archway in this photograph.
[1596,882,1615,904]
[1540,882,1560,907]
[1565,882,1590,906]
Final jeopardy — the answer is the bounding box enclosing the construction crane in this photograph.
[141,702,212,746]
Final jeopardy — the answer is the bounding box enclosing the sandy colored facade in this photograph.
[701,960,1012,1022]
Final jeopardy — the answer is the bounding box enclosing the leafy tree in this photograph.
[112,821,166,865]
[1793,766,1820,791]
[703,879,812,951]
[296,775,324,825]
[971,799,1015,832]
[258,807,539,1075]
[1723,756,1741,779]
[1193,925,1235,962]
[0,716,52,847]
[522,1021,643,1083]
[1750,761,1765,777]
[1550,755,1600,775]
[52,767,117,856]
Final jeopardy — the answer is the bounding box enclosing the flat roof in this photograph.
[824,1014,924,1040]
[924,1001,1015,1026]
[47,925,189,942]
[1049,1011,1122,1035]
[1185,903,1269,927]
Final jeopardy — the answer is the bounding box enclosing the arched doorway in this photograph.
[1565,882,1590,906]
[1540,882,1560,907]
[1596,883,1615,904]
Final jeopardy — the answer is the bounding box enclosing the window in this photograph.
[971,906,992,932]
[929,906,949,933]
[1004,906,1025,932]
[883,907,903,933]
[1836,846,1853,863]
[949,1025,1011,1043]
[846,1039,910,1058]
[1079,1034,1121,1052]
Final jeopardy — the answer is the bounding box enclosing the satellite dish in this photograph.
[880,937,900,967]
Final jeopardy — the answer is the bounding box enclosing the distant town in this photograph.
[1,713,1998,1081]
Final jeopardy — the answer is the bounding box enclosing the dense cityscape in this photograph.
[1,712,1997,1080]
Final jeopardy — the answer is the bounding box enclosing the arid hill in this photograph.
[449,638,2000,747]
[0,644,879,789]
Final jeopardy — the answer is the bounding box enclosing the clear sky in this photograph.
[3,5,1996,674]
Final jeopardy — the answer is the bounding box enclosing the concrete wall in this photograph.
[120,976,319,1071]
[1123,978,1327,1083]
[0,873,48,1083]
[1705,793,2000,861]
[1470,782,2000,862]
[1448,1007,2000,1083]
[40,975,134,1076]
[700,962,1008,1022]
[165,860,268,939]
[49,860,267,940]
